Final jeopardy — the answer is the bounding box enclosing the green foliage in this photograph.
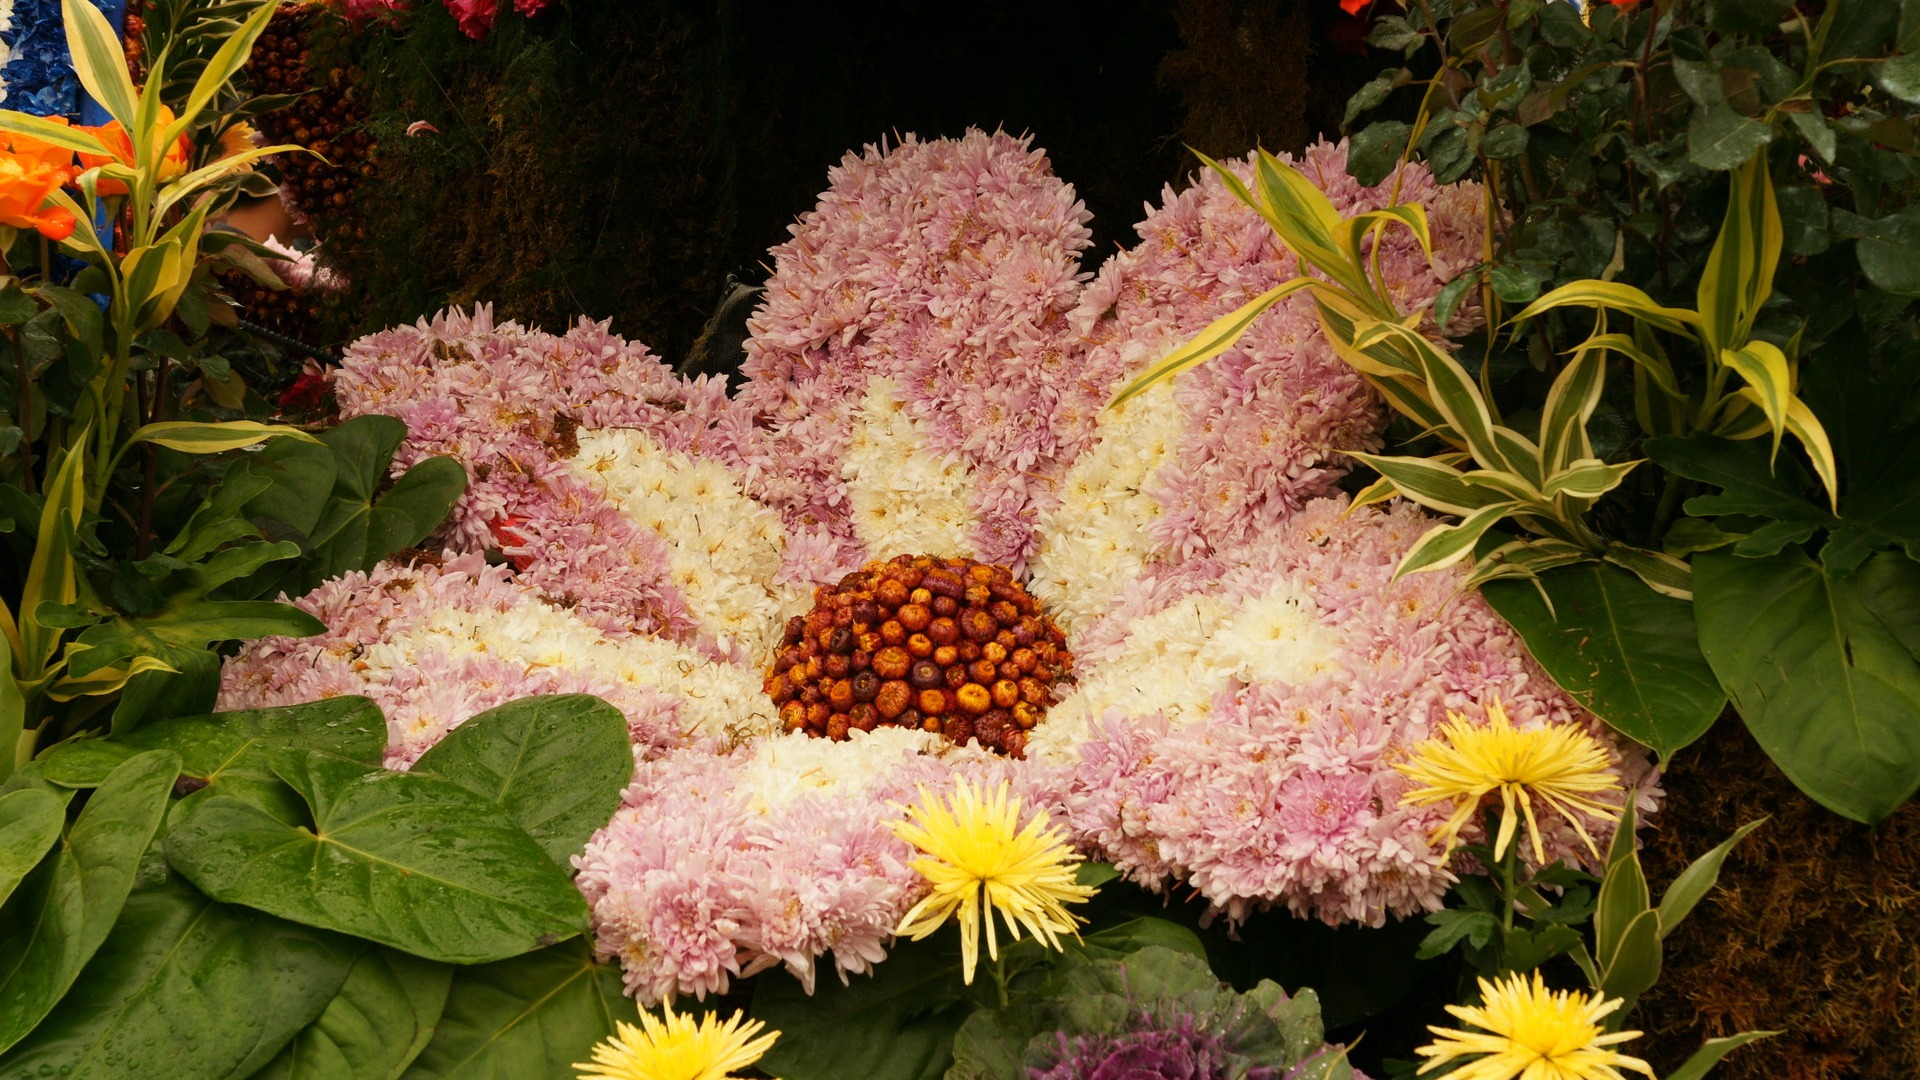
[165,749,588,965]
[253,948,451,1080]
[0,1,367,779]
[234,415,467,599]
[0,750,180,1056]
[0,694,637,1078]
[399,939,629,1080]
[751,878,1212,1080]
[947,946,1349,1080]
[1482,563,1724,762]
[1299,0,1920,821]
[1570,804,1769,1040]
[411,694,631,865]
[1693,549,1920,823]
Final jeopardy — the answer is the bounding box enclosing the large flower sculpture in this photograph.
[221,129,1658,1006]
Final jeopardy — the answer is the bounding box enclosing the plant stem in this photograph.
[991,952,1009,1009]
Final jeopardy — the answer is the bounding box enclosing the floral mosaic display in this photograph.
[220,130,1658,1006]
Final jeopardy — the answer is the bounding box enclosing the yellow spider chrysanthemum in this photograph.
[889,776,1097,984]
[1397,700,1622,865]
[1416,970,1655,1080]
[573,1001,779,1080]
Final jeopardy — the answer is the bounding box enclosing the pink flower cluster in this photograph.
[1058,498,1660,927]
[333,304,774,643]
[739,129,1095,571]
[573,736,1052,1003]
[1050,141,1490,561]
[220,553,693,768]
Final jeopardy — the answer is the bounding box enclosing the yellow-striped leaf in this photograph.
[1544,458,1642,501]
[123,241,191,336]
[1718,341,1792,458]
[1462,538,1596,597]
[0,111,110,156]
[45,654,178,702]
[1540,344,1606,474]
[1784,396,1840,511]
[60,0,137,129]
[1345,204,1434,267]
[1348,452,1511,517]
[155,145,305,219]
[1251,150,1372,298]
[1195,148,1286,245]
[1491,428,1545,490]
[1696,153,1781,356]
[1395,501,1523,578]
[1109,279,1311,406]
[1346,473,1400,513]
[20,437,88,677]
[1583,331,1682,400]
[1604,544,1694,601]
[1511,281,1702,338]
[1371,321,1512,474]
[169,0,282,142]
[1459,467,1544,504]
[129,420,320,455]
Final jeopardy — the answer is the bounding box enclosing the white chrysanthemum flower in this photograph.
[385,598,780,756]
[1208,579,1342,685]
[572,429,807,660]
[735,727,945,815]
[843,378,980,560]
[1028,379,1184,631]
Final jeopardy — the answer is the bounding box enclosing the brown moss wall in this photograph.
[1639,718,1920,1079]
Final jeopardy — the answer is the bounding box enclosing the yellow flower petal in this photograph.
[1397,700,1623,865]
[888,777,1097,984]
[1415,970,1655,1080]
[573,1001,779,1080]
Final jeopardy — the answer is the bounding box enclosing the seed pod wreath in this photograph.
[0,1,1911,1079]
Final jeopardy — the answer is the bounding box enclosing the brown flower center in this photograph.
[764,554,1074,757]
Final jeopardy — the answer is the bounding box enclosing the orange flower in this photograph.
[78,104,191,195]
[0,122,78,241]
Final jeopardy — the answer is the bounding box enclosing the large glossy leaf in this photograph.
[1695,549,1920,822]
[239,437,338,538]
[0,788,69,910]
[253,948,452,1080]
[0,873,357,1080]
[752,935,975,1080]
[399,940,629,1080]
[0,751,180,1055]
[1483,564,1726,761]
[164,750,588,964]
[412,695,632,865]
[35,698,386,790]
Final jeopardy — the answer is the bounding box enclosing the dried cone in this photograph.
[765,554,1073,757]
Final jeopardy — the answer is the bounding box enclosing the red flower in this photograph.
[1339,0,1369,13]
[442,0,497,39]
[488,515,534,571]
